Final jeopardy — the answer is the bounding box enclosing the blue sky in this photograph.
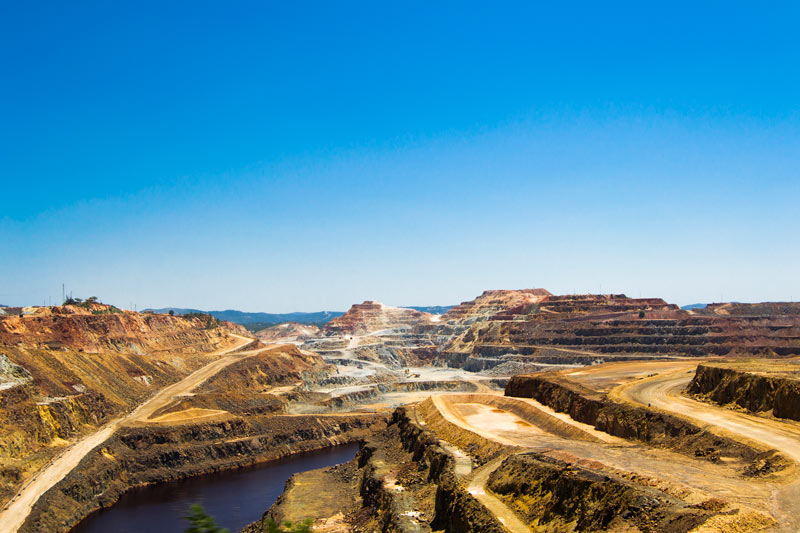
[1,2,799,311]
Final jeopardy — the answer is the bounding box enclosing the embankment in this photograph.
[687,363,800,421]
[0,312,247,506]
[486,454,766,532]
[506,373,786,475]
[320,380,480,410]
[354,407,506,533]
[245,406,507,532]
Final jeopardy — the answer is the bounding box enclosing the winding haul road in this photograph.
[0,333,257,533]
[428,387,797,530]
[609,365,800,530]
[611,367,800,463]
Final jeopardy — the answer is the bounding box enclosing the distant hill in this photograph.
[145,308,345,330]
[406,305,454,315]
[681,303,708,310]
[146,305,454,331]
[681,302,745,311]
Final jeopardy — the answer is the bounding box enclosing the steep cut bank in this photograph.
[244,406,507,533]
[687,362,800,421]
[433,292,800,372]
[248,397,764,533]
[10,338,385,533]
[505,373,786,475]
[0,307,246,507]
[486,453,742,532]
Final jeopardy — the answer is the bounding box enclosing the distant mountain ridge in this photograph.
[406,305,453,315]
[681,302,744,311]
[145,308,345,328]
[681,303,708,310]
[145,305,454,331]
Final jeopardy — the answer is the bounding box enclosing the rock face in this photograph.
[688,362,800,421]
[245,406,506,533]
[442,288,552,323]
[0,308,246,507]
[0,307,248,354]
[487,454,718,532]
[505,373,785,474]
[153,345,336,418]
[322,301,437,336]
[435,292,800,371]
[255,322,321,343]
[252,398,761,533]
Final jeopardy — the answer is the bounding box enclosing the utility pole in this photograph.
[62,284,65,304]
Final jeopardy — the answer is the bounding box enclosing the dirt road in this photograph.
[467,456,530,533]
[611,367,800,463]
[429,392,787,529]
[0,333,254,533]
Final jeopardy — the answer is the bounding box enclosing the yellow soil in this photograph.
[147,407,230,423]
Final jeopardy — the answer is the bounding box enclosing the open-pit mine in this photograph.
[2,290,800,532]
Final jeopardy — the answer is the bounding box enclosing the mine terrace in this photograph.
[2,290,800,532]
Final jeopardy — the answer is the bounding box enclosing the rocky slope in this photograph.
[255,322,321,343]
[0,307,246,507]
[487,453,727,532]
[442,289,552,324]
[247,396,763,533]
[244,407,506,533]
[505,372,786,474]
[434,293,800,371]
[322,301,438,336]
[4,319,387,533]
[149,344,336,418]
[687,361,800,421]
[696,302,800,317]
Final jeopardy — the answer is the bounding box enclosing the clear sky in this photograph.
[2,2,799,312]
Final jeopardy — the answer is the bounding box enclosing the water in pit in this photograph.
[70,443,359,533]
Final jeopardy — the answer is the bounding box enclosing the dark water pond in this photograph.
[70,443,359,533]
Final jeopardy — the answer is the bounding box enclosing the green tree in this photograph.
[264,518,313,532]
[185,504,229,533]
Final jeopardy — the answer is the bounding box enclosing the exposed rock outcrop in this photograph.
[487,453,749,532]
[0,309,246,506]
[0,308,247,354]
[442,288,552,324]
[437,293,800,372]
[505,373,787,474]
[688,362,800,421]
[246,406,505,533]
[323,301,437,336]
